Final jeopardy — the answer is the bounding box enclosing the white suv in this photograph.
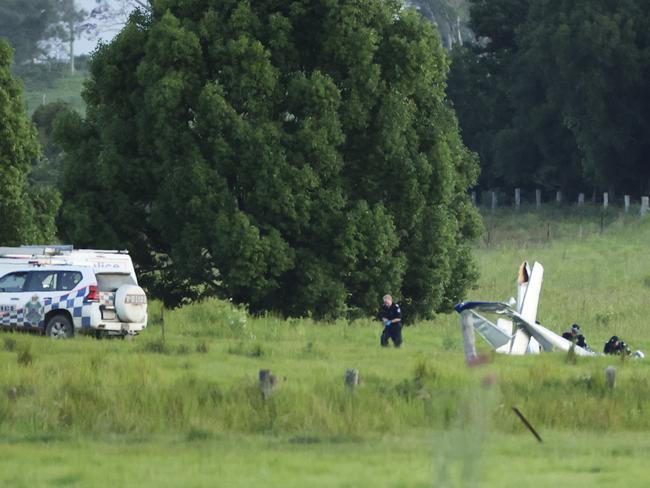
[0,247,148,338]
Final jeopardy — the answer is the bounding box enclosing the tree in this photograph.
[408,0,472,49]
[450,0,650,196]
[46,0,94,75]
[57,0,481,319]
[0,0,57,65]
[0,40,59,245]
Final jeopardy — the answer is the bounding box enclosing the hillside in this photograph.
[22,71,87,115]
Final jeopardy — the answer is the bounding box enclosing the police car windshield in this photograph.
[96,273,135,291]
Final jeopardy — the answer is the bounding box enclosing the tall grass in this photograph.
[0,208,649,441]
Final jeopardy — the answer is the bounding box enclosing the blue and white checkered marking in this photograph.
[42,286,94,328]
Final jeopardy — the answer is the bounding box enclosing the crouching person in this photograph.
[379,294,402,348]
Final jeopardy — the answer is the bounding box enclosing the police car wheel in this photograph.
[45,314,74,339]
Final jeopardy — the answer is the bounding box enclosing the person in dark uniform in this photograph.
[561,323,590,351]
[604,336,631,355]
[379,294,402,348]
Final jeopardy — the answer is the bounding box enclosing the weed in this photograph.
[16,347,32,366]
[3,337,16,352]
[142,339,168,354]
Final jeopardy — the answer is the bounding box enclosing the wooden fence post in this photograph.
[578,193,585,206]
[536,189,542,209]
[491,191,497,211]
[605,366,617,390]
[259,369,278,398]
[345,369,360,389]
[624,195,631,213]
[556,191,562,204]
[603,192,609,209]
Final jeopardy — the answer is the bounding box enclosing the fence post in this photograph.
[491,191,497,211]
[536,189,542,209]
[603,192,609,209]
[578,193,585,206]
[471,191,476,207]
[556,191,562,204]
[605,366,617,390]
[259,369,278,398]
[641,196,649,217]
[345,369,360,389]
[460,311,477,365]
[515,188,521,210]
[624,195,631,213]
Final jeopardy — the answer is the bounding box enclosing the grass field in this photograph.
[23,72,87,115]
[2,207,650,487]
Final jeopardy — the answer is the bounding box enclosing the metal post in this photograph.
[491,191,497,211]
[641,196,649,217]
[536,189,541,209]
[624,195,630,213]
[460,311,477,365]
[603,192,608,209]
[578,193,585,206]
[515,188,521,210]
[556,191,562,204]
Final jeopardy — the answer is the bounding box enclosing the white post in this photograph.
[556,191,562,204]
[603,192,609,209]
[578,193,585,206]
[641,196,649,217]
[624,195,630,213]
[460,311,477,365]
[491,191,497,211]
[515,188,521,210]
[536,189,542,209]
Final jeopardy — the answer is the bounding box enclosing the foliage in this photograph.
[0,211,649,485]
[30,100,70,186]
[57,0,480,319]
[0,0,57,66]
[449,0,650,196]
[407,0,472,49]
[0,40,59,246]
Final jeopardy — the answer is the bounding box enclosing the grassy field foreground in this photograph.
[1,208,650,486]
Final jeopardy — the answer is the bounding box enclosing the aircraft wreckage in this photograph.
[455,261,643,361]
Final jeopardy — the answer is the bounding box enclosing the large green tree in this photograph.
[57,0,481,318]
[450,0,650,196]
[0,0,55,66]
[0,40,59,245]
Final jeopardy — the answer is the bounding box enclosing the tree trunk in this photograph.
[68,21,75,75]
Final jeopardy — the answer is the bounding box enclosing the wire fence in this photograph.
[472,189,650,216]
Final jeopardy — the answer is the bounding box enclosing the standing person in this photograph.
[379,294,402,348]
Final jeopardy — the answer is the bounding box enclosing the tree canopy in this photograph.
[449,0,650,196]
[56,0,481,319]
[0,40,59,245]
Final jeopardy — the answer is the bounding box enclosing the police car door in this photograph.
[20,270,59,328]
[0,271,28,327]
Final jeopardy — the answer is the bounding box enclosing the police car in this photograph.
[0,246,148,338]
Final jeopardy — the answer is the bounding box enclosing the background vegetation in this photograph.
[0,210,649,486]
[53,0,480,319]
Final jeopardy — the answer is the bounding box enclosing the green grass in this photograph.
[3,207,650,486]
[23,72,87,115]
